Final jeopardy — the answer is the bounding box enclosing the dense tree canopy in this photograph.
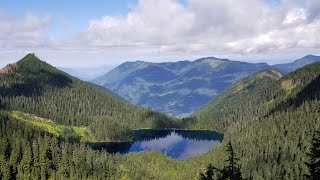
[305,130,320,179]
[193,63,320,179]
[200,142,244,180]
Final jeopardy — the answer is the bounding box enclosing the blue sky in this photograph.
[0,0,137,36]
[0,0,319,68]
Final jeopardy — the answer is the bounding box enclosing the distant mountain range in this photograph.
[92,57,271,116]
[273,55,320,73]
[92,55,320,116]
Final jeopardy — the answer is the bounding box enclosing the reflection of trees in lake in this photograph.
[86,142,133,154]
[133,130,172,141]
[133,129,223,141]
[175,130,223,141]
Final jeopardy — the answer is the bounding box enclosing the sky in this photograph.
[0,0,320,68]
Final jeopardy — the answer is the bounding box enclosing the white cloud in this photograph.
[82,0,193,48]
[0,12,52,50]
[139,132,184,152]
[178,140,219,159]
[79,0,320,55]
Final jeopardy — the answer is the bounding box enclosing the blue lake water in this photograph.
[89,130,223,159]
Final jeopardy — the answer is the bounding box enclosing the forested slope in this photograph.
[193,69,283,132]
[193,63,320,179]
[0,111,124,179]
[0,54,178,141]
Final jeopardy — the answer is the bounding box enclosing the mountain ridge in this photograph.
[93,57,271,116]
[92,54,320,116]
[273,54,320,73]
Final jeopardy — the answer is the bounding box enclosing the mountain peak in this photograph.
[273,54,320,73]
[295,54,320,62]
[194,57,230,69]
[19,53,40,62]
[196,57,229,62]
[303,54,318,59]
[26,53,36,58]
[15,53,53,69]
[1,54,66,78]
[1,53,45,74]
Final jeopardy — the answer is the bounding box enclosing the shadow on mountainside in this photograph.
[269,74,320,115]
[0,68,73,98]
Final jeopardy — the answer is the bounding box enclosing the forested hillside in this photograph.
[0,111,124,179]
[0,54,178,141]
[193,69,283,132]
[192,63,320,179]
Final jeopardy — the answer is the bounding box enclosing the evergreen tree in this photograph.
[199,164,217,180]
[200,142,243,180]
[305,130,320,180]
[219,142,243,180]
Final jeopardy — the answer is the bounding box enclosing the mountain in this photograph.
[0,53,177,141]
[194,69,283,132]
[191,62,320,179]
[93,57,271,116]
[59,65,115,80]
[273,54,320,73]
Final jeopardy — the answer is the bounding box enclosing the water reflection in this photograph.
[88,130,223,159]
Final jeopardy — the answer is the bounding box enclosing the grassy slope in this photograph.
[11,111,96,142]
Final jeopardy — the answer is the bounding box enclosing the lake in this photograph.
[88,129,223,159]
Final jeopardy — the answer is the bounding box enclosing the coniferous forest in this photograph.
[1,54,320,179]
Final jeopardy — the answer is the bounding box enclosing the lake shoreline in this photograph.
[86,129,224,159]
